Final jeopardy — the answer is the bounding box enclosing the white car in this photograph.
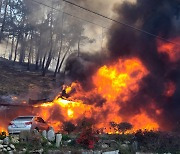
[8,116,50,134]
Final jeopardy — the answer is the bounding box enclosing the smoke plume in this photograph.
[107,0,180,131]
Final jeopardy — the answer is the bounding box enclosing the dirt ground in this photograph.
[0,58,62,102]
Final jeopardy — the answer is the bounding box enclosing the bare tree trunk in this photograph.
[35,48,40,70]
[4,34,9,58]
[13,35,20,63]
[0,0,8,42]
[31,49,34,64]
[41,49,48,71]
[39,56,43,68]
[42,6,54,76]
[35,36,41,70]
[27,33,33,70]
[9,32,15,60]
[54,13,64,77]
[42,50,52,76]
[8,0,14,60]
[0,0,3,13]
[54,41,62,77]
[58,46,71,73]
[19,33,28,64]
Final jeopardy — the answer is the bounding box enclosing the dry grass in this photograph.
[0,58,59,97]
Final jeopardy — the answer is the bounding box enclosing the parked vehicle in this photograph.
[8,116,50,134]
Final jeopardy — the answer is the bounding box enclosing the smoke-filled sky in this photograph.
[65,0,180,131]
[61,0,137,55]
[1,0,180,132]
[0,0,137,58]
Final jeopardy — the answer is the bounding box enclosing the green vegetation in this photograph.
[0,131,6,139]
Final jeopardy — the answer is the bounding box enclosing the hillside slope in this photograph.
[0,58,62,103]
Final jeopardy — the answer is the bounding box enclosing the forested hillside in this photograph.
[0,0,96,77]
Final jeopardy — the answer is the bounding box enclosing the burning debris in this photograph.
[107,0,180,131]
[31,0,180,133]
[0,0,180,136]
[0,0,180,153]
[32,58,159,133]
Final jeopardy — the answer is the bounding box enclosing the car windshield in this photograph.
[13,117,33,121]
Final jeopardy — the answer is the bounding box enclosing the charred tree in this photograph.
[27,32,33,70]
[13,33,20,63]
[9,31,15,60]
[54,13,64,77]
[19,33,28,64]
[42,8,54,76]
[58,46,71,73]
[41,49,48,71]
[0,0,3,12]
[35,35,42,70]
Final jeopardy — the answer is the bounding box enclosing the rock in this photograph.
[55,134,62,147]
[39,148,44,152]
[19,130,31,143]
[3,148,7,152]
[0,140,3,144]
[30,148,44,154]
[3,137,10,145]
[124,141,130,144]
[102,140,119,149]
[7,147,11,151]
[42,130,47,139]
[47,128,55,142]
[48,150,64,154]
[0,144,3,149]
[28,130,42,148]
[11,136,19,144]
[22,148,27,151]
[47,142,52,146]
[10,144,15,149]
[3,144,8,148]
[102,143,109,149]
[120,144,129,150]
[37,148,44,154]
[132,141,138,151]
[94,151,102,154]
[81,150,94,154]
[136,152,158,154]
[8,151,13,154]
[102,150,119,154]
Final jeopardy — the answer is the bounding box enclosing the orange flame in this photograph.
[157,37,180,62]
[164,82,176,97]
[34,57,160,133]
[0,126,8,135]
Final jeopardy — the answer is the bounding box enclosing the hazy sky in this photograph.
[63,0,137,53]
[0,0,137,60]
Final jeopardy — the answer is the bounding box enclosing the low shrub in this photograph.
[0,131,6,140]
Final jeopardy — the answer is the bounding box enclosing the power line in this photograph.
[30,0,179,46]
[63,0,180,46]
[30,0,110,30]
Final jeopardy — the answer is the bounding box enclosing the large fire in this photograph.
[157,37,180,62]
[34,58,160,133]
